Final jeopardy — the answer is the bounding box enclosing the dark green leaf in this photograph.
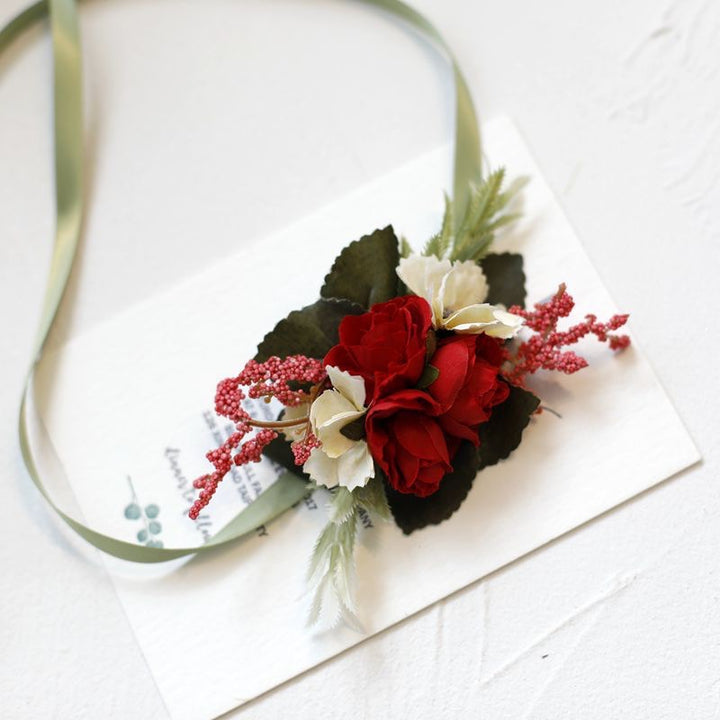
[384,442,479,535]
[478,382,540,469]
[339,416,366,442]
[417,364,439,389]
[480,252,527,309]
[255,298,364,362]
[320,226,401,308]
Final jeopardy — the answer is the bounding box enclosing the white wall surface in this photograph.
[0,0,717,718]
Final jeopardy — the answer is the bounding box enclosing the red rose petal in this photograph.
[427,335,475,411]
[394,412,451,464]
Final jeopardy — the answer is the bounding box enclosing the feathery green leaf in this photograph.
[354,475,391,521]
[420,169,525,264]
[306,475,391,627]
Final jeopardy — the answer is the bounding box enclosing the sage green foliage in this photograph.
[353,478,392,521]
[320,226,401,309]
[307,476,390,627]
[424,193,455,259]
[424,169,526,262]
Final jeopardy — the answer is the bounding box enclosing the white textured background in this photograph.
[0,0,717,717]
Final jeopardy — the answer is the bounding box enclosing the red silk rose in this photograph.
[324,295,432,401]
[365,390,452,497]
[366,333,509,497]
[428,334,509,444]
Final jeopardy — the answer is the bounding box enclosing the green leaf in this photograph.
[354,475,391,521]
[423,193,453,258]
[307,520,338,585]
[307,504,360,626]
[333,517,359,616]
[328,487,356,524]
[384,442,479,534]
[480,252,527,309]
[339,415,366,441]
[416,364,439,389]
[445,169,526,262]
[478,382,540,469]
[306,475,392,626]
[255,298,364,362]
[425,330,438,362]
[320,226,401,308]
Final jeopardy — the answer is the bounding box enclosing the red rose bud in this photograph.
[366,389,453,497]
[324,295,432,402]
[428,335,509,444]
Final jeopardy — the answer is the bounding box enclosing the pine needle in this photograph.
[421,169,525,262]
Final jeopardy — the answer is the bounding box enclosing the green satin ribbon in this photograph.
[1,0,483,562]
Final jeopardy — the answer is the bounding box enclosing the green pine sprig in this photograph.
[424,169,526,263]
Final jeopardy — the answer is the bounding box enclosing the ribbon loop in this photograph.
[1,0,483,561]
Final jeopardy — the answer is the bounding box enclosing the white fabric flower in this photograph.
[303,366,374,491]
[397,254,523,338]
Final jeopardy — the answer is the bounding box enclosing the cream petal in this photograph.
[484,309,524,339]
[397,254,451,300]
[336,442,375,491]
[447,321,499,334]
[326,365,366,411]
[304,447,340,489]
[444,303,496,326]
[397,255,451,327]
[310,388,355,430]
[317,410,364,458]
[482,325,517,339]
[493,308,524,326]
[303,443,374,491]
[430,285,446,329]
[308,367,370,458]
[311,396,362,459]
[310,387,366,458]
[444,304,523,338]
[441,260,489,311]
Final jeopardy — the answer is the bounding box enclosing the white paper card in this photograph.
[37,118,699,720]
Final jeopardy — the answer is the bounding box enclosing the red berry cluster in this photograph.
[505,284,630,386]
[188,355,325,520]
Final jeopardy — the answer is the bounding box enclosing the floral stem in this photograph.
[248,416,309,429]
